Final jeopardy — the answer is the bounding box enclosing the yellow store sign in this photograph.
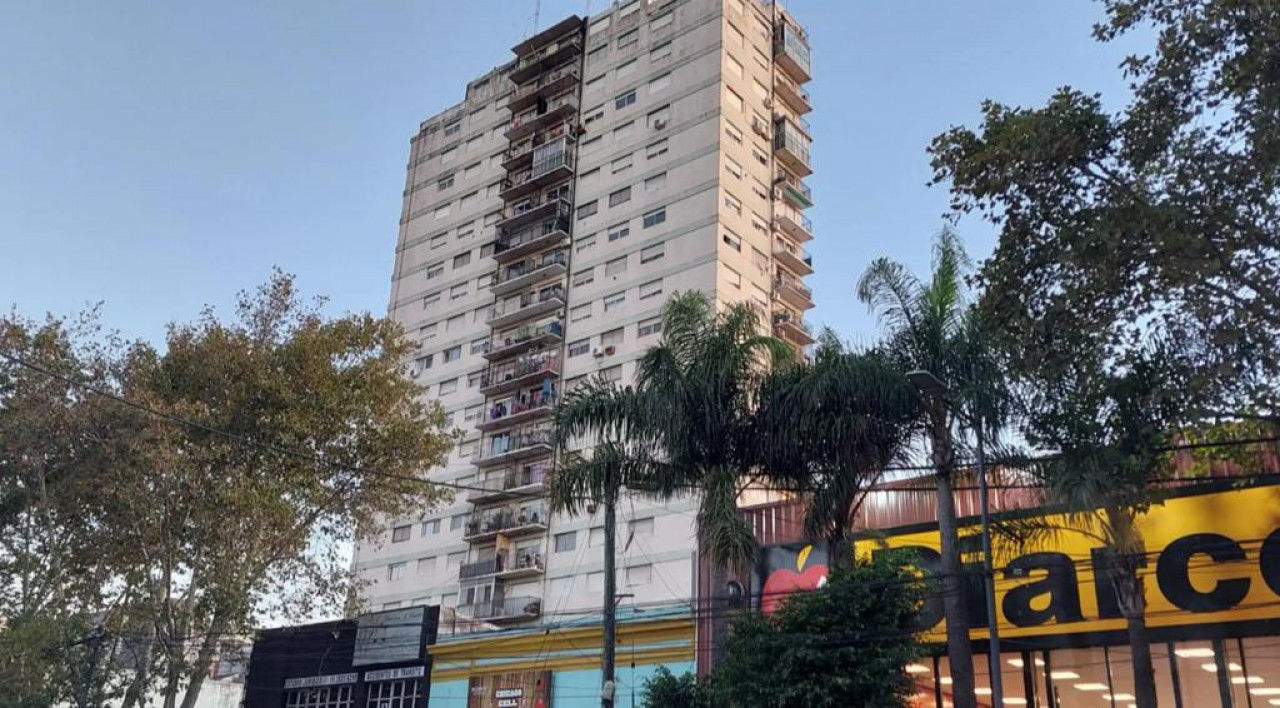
[853,484,1280,643]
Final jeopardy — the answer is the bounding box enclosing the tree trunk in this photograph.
[1114,558,1158,708]
[179,614,228,708]
[120,621,157,708]
[937,470,976,708]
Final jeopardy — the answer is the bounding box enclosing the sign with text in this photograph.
[468,670,551,708]
[353,606,427,666]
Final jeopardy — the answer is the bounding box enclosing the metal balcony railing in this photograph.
[481,353,561,392]
[458,595,542,622]
[476,426,554,465]
[485,320,564,360]
[495,216,571,257]
[489,285,566,321]
[483,389,557,427]
[464,502,548,538]
[458,552,544,581]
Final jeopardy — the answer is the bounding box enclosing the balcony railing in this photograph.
[773,22,811,83]
[458,552,545,581]
[485,320,564,361]
[508,63,580,112]
[773,242,813,275]
[476,426,553,467]
[774,172,814,209]
[493,249,568,296]
[511,31,582,79]
[457,595,542,623]
[773,72,811,114]
[464,502,548,539]
[506,96,580,142]
[773,120,812,177]
[471,463,550,504]
[481,388,557,430]
[773,310,815,347]
[500,144,575,200]
[774,203,813,242]
[488,285,566,329]
[774,274,815,311]
[494,214,571,263]
[503,122,576,168]
[481,352,561,395]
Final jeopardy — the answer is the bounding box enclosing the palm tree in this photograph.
[856,228,1005,708]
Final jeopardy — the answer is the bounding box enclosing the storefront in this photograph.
[244,606,439,708]
[748,481,1280,707]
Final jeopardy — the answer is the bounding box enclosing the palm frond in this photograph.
[856,258,922,337]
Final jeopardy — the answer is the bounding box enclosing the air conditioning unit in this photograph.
[591,347,605,358]
[604,345,617,355]
[410,369,421,378]
[653,119,667,130]
[763,97,773,108]
[415,340,424,350]
[752,117,770,138]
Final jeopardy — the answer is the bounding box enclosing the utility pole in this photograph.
[975,416,1004,707]
[601,495,617,708]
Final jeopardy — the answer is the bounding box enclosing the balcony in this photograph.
[773,310,815,347]
[773,22,812,83]
[500,143,576,201]
[774,173,814,209]
[475,426,553,468]
[773,73,811,115]
[494,212,571,264]
[458,553,545,582]
[464,503,549,542]
[508,63,581,113]
[481,353,561,396]
[478,388,557,432]
[485,320,564,362]
[498,196,571,233]
[488,285,566,329]
[469,463,550,504]
[773,119,812,177]
[775,274,815,311]
[503,122,577,172]
[774,204,813,243]
[510,26,583,84]
[457,595,542,624]
[506,96,580,143]
[773,242,813,276]
[493,249,568,297]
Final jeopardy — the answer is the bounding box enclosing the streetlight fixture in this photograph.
[907,369,1004,708]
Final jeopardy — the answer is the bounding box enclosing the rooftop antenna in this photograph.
[533,0,540,31]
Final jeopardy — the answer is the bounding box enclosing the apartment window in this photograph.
[752,146,768,166]
[649,73,671,94]
[467,135,483,152]
[576,234,597,253]
[459,191,478,209]
[486,181,501,197]
[588,571,604,591]
[751,212,768,234]
[646,139,669,160]
[470,338,488,355]
[615,89,637,110]
[578,200,598,220]
[568,339,590,357]
[647,105,670,129]
[450,282,468,299]
[480,242,495,258]
[605,256,628,277]
[585,74,605,91]
[457,220,475,239]
[725,266,742,288]
[728,22,745,47]
[617,59,637,77]
[611,156,634,177]
[725,87,744,112]
[443,120,461,136]
[453,251,471,269]
[724,192,742,215]
[571,303,593,322]
[554,531,577,553]
[413,355,432,372]
[427,263,444,279]
[579,168,601,187]
[601,328,624,347]
[609,186,631,207]
[438,175,454,191]
[753,284,770,307]
[573,267,595,287]
[585,104,605,124]
[650,40,672,62]
[446,551,465,570]
[440,147,457,164]
[626,564,653,585]
[464,404,482,423]
[484,211,500,226]
[438,378,458,395]
[443,346,461,362]
[421,519,440,536]
[442,410,455,427]
[478,272,494,288]
[587,43,608,64]
[583,134,603,150]
[642,207,667,228]
[722,230,743,254]
[420,322,438,340]
[392,525,411,543]
[472,306,487,323]
[589,526,606,547]
[387,562,407,581]
[417,556,436,575]
[727,55,744,79]
[753,79,769,100]
[434,204,452,220]
[607,221,630,242]
[468,370,482,388]
[603,291,626,312]
[458,440,477,458]
[617,29,638,50]
[449,514,469,532]
[429,233,447,249]
[446,313,464,332]
[752,179,770,202]
[614,121,635,140]
[651,11,674,31]
[601,364,623,382]
[640,242,665,263]
[463,162,481,179]
[752,246,769,272]
[725,122,743,144]
[644,172,667,192]
[726,158,743,179]
[639,279,663,299]
[638,316,662,338]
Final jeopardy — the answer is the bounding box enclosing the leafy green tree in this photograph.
[856,228,1006,708]
[708,552,925,708]
[0,272,453,707]
[929,0,1280,419]
[641,666,711,708]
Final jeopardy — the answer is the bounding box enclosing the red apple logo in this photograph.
[761,544,827,615]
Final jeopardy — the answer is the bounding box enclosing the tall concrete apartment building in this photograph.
[355,0,814,629]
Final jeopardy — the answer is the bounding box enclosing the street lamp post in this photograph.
[908,369,1004,708]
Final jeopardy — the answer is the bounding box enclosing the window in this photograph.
[727,22,745,47]
[442,410,455,427]
[472,306,487,323]
[443,346,462,362]
[651,11,674,31]
[450,282,468,300]
[576,234,597,253]
[440,147,457,164]
[453,251,471,269]
[724,192,742,215]
[579,167,600,185]
[438,378,458,395]
[429,233,447,249]
[725,86,744,112]
[467,135,483,152]
[639,279,663,299]
[646,139,668,159]
[449,514,469,532]
[611,154,633,175]
[587,43,608,64]
[588,571,604,591]
[484,211,501,226]
[478,272,494,288]
[725,266,742,288]
[646,105,670,129]
[608,186,631,207]
[444,121,461,136]
[470,338,488,355]
[626,564,653,585]
[420,322,438,339]
[752,146,768,166]
[387,562,407,581]
[446,314,464,332]
[614,121,635,140]
[585,104,605,124]
[615,89,637,110]
[485,181,501,197]
[644,172,667,192]
[753,79,769,100]
[601,328,624,347]
[413,354,432,373]
[392,525,411,543]
[573,267,595,286]
[578,201,598,220]
[438,175,454,191]
[643,207,667,228]
[640,242,665,263]
[464,404,482,423]
[638,316,662,338]
[604,291,626,312]
[617,29,638,50]
[727,55,744,79]
[752,178,770,201]
[446,551,465,570]
[601,365,623,382]
[649,73,671,94]
[726,158,743,179]
[585,74,605,91]
[457,220,475,239]
[752,283,769,306]
[751,212,768,234]
[571,303,593,322]
[650,40,672,62]
[417,557,436,575]
[752,246,769,272]
[555,531,577,553]
[589,526,606,547]
[754,46,770,70]
[617,58,637,77]
[607,222,630,242]
[480,242,495,258]
[463,162,481,179]
[459,191,478,209]
[605,256,628,277]
[427,262,444,279]
[468,370,482,388]
[421,519,440,536]
[725,122,743,144]
[434,203,451,220]
[568,339,590,357]
[582,134,603,149]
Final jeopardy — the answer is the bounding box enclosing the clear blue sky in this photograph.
[1,1,1144,346]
